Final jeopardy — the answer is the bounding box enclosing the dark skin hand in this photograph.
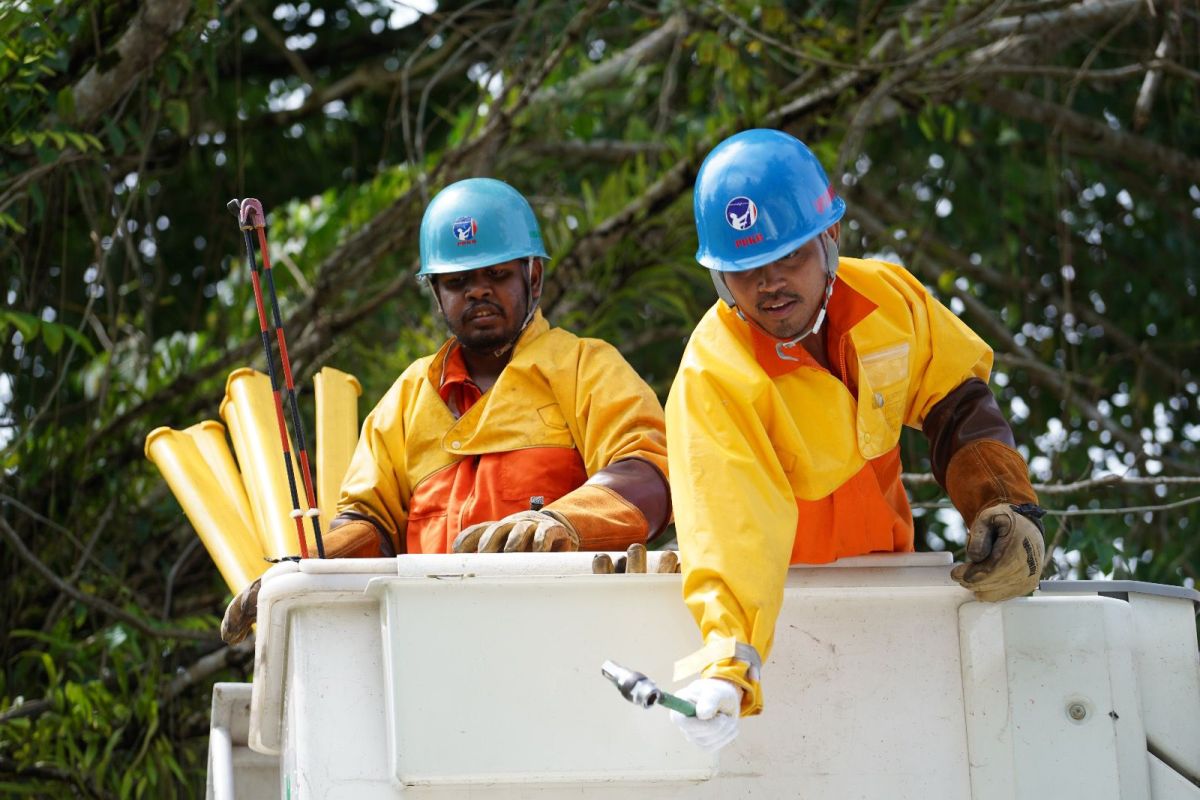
[433,259,544,392]
[721,223,841,368]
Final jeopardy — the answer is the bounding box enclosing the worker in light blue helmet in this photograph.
[323,179,669,558]
[224,178,672,642]
[416,177,549,357]
[664,129,1044,751]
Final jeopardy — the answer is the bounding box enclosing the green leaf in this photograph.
[55,88,74,120]
[941,108,955,141]
[46,130,64,148]
[41,320,64,354]
[104,117,126,155]
[917,112,935,142]
[165,61,180,92]
[164,99,189,135]
[65,131,87,151]
[2,310,40,341]
[0,211,27,234]
[997,126,1020,146]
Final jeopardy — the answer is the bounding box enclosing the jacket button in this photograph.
[862,433,872,443]
[451,440,461,449]
[873,392,884,408]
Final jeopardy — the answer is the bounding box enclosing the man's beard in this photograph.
[449,300,525,354]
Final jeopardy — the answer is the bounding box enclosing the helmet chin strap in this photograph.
[711,233,840,362]
[489,256,537,358]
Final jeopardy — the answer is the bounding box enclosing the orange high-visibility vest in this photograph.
[338,311,669,553]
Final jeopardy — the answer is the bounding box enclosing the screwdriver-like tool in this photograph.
[600,660,696,717]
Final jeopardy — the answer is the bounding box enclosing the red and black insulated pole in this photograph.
[228,197,326,558]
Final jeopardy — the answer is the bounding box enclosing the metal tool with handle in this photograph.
[600,660,696,717]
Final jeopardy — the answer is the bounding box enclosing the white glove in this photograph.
[669,678,743,752]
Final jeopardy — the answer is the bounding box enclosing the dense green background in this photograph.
[2,1,1198,795]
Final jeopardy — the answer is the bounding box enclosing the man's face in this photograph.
[722,226,838,340]
[433,259,543,352]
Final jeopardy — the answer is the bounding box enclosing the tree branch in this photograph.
[0,515,219,643]
[978,86,1200,184]
[531,11,687,105]
[69,0,193,126]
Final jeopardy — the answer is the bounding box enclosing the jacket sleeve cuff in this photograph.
[675,638,764,717]
[325,515,395,558]
[945,439,1039,527]
[544,483,651,550]
[702,660,763,717]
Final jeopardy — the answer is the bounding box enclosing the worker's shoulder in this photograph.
[675,304,765,393]
[539,325,632,365]
[839,256,927,299]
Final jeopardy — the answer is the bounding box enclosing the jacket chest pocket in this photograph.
[856,342,909,459]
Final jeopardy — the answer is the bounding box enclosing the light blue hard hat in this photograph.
[694,129,845,273]
[418,178,549,277]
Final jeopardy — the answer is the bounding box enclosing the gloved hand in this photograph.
[221,577,261,645]
[452,510,580,553]
[951,503,1046,602]
[669,678,743,752]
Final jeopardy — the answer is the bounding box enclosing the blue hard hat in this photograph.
[418,178,549,276]
[693,129,845,272]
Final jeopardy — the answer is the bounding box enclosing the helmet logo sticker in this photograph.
[814,184,837,214]
[452,216,478,245]
[725,196,758,231]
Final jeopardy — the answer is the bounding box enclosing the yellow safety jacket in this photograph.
[667,258,992,715]
[338,311,669,553]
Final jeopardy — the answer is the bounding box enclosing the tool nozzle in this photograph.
[600,660,661,709]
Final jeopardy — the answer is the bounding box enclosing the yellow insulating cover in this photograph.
[313,367,362,533]
[185,420,257,536]
[219,395,271,552]
[144,427,267,594]
[221,368,314,559]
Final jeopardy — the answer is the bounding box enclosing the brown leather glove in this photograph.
[453,510,580,553]
[324,517,395,558]
[221,577,261,645]
[951,503,1046,602]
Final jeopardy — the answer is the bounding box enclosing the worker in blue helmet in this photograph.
[222,178,671,645]
[336,177,670,557]
[416,177,550,356]
[663,130,1045,750]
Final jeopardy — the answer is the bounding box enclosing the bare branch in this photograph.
[240,3,317,87]
[911,494,1200,517]
[70,0,193,126]
[521,139,668,160]
[531,12,687,105]
[0,515,219,643]
[903,472,1200,492]
[164,639,254,699]
[979,86,1200,183]
[981,0,1143,36]
[1133,11,1176,131]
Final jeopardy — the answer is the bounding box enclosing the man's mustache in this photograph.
[463,301,505,321]
[756,292,801,313]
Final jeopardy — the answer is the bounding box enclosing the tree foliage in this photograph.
[1,0,1198,794]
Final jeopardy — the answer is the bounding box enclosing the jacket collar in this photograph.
[428,309,550,386]
[746,281,877,378]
